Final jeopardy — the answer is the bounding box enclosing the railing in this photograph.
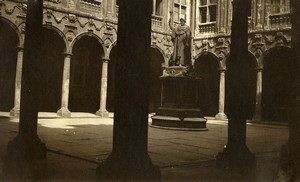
[152,14,163,28]
[80,0,102,12]
[199,22,216,34]
[269,13,290,27]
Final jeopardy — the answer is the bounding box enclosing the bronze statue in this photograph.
[169,11,191,67]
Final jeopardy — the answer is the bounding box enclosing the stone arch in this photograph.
[69,35,105,113]
[261,45,291,68]
[38,27,66,111]
[43,24,69,53]
[194,52,222,69]
[0,17,23,47]
[0,18,20,111]
[71,32,107,59]
[151,44,167,68]
[261,46,293,122]
[194,52,220,116]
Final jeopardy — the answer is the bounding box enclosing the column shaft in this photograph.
[153,0,156,14]
[215,70,227,120]
[10,47,24,117]
[6,0,46,161]
[96,60,109,117]
[57,54,71,117]
[253,68,262,121]
[96,0,160,180]
[216,0,255,174]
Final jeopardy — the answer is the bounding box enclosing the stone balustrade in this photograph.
[269,13,291,27]
[199,22,216,33]
[152,14,164,28]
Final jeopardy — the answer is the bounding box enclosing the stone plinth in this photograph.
[151,66,207,130]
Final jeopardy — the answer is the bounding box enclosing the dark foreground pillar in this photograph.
[216,0,256,175]
[275,1,300,181]
[96,0,161,181]
[4,0,47,179]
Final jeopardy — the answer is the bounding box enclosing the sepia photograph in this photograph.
[0,0,299,181]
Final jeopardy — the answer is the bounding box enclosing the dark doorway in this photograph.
[39,28,65,112]
[149,48,164,113]
[262,47,293,122]
[69,36,103,113]
[107,46,116,112]
[194,53,219,117]
[0,20,18,111]
[225,52,257,119]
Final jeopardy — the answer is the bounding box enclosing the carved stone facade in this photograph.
[0,0,291,121]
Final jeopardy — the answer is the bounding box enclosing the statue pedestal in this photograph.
[151,66,207,130]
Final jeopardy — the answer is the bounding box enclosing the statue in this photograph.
[169,11,191,67]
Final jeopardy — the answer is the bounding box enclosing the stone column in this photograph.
[57,53,72,117]
[96,59,109,117]
[10,47,24,117]
[5,0,46,173]
[215,69,227,120]
[253,67,263,121]
[216,0,256,174]
[96,0,161,180]
[275,0,300,181]
[153,0,156,14]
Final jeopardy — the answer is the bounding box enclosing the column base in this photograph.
[10,107,20,117]
[3,135,47,179]
[57,107,71,117]
[6,134,47,160]
[216,144,256,176]
[96,110,109,118]
[215,112,227,120]
[96,152,161,181]
[274,141,300,181]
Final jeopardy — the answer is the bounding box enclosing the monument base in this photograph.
[151,66,207,130]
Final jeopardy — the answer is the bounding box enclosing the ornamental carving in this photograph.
[264,32,291,48]
[195,39,214,52]
[68,14,78,24]
[216,38,229,50]
[0,1,27,15]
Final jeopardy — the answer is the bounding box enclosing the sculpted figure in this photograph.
[169,12,191,66]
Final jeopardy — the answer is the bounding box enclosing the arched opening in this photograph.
[262,47,293,122]
[0,20,18,111]
[70,36,103,113]
[225,52,257,119]
[107,46,116,112]
[149,48,164,113]
[38,28,65,112]
[194,53,220,117]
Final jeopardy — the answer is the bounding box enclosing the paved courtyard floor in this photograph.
[0,112,290,181]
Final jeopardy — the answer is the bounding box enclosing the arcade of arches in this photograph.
[0,19,294,122]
